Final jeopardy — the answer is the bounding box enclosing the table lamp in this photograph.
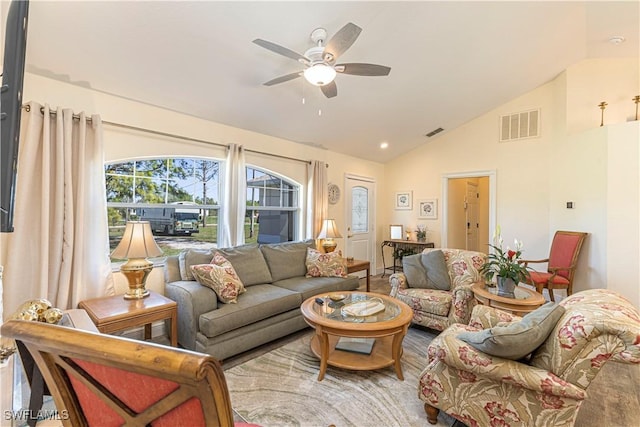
[111,221,163,300]
[317,219,342,253]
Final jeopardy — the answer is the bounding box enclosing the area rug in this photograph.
[224,327,457,427]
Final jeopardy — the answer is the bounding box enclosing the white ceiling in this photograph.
[21,1,640,163]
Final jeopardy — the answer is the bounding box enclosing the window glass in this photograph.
[245,167,300,244]
[106,157,220,259]
[352,186,368,233]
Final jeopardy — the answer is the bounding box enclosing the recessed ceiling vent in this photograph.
[425,127,444,138]
[500,109,540,142]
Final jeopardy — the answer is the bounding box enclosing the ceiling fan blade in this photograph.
[320,81,337,98]
[335,63,391,76]
[323,23,362,62]
[253,38,308,63]
[263,72,302,86]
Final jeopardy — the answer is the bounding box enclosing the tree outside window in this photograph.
[105,159,301,259]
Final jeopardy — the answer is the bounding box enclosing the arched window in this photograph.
[105,159,301,258]
[245,166,300,244]
[105,157,220,257]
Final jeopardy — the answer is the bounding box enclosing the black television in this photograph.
[0,0,29,232]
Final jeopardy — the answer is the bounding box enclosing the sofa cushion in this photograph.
[396,288,452,317]
[179,249,214,281]
[402,254,429,287]
[260,240,315,282]
[191,253,246,304]
[305,248,347,278]
[164,255,182,284]
[402,251,451,290]
[198,284,301,338]
[215,244,272,286]
[273,275,359,300]
[457,302,565,360]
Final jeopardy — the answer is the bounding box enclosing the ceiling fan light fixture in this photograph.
[303,64,336,86]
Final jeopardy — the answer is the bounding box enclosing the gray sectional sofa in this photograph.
[164,240,360,360]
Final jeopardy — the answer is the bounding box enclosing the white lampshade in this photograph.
[317,219,342,239]
[303,64,337,86]
[111,221,163,260]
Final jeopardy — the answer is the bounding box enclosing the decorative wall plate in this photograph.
[328,183,341,204]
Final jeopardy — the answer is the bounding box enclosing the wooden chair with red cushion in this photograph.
[2,319,260,427]
[520,230,588,301]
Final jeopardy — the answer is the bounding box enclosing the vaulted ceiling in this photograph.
[21,1,640,163]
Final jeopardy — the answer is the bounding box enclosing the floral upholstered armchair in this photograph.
[419,289,640,427]
[389,248,486,331]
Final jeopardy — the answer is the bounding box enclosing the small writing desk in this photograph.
[381,239,435,277]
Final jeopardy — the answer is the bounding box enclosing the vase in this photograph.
[496,276,516,298]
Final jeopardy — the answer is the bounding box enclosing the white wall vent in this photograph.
[499,109,540,142]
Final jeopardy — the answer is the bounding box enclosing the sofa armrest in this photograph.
[389,273,407,289]
[389,273,407,298]
[438,334,586,400]
[446,284,477,325]
[468,304,522,329]
[165,281,218,350]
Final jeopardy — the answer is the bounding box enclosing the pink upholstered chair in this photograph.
[521,231,587,301]
[2,319,259,427]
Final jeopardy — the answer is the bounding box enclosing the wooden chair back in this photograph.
[548,231,587,281]
[2,319,236,427]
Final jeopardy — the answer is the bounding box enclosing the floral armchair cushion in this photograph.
[390,248,486,331]
[419,289,640,426]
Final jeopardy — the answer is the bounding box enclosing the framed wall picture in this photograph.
[389,224,403,240]
[418,199,438,219]
[395,191,412,210]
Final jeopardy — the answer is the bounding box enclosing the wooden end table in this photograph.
[345,259,371,292]
[78,291,177,347]
[301,291,413,381]
[471,283,545,316]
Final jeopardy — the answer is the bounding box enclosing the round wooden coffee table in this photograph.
[471,283,545,316]
[300,291,413,381]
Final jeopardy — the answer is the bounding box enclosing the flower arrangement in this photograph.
[480,226,529,284]
[416,224,428,241]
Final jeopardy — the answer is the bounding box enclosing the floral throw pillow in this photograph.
[191,253,246,304]
[305,248,347,278]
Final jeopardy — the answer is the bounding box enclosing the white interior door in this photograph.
[465,181,479,251]
[345,176,375,273]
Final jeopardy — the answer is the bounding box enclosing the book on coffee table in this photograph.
[335,337,375,355]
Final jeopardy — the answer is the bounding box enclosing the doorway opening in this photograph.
[441,170,496,252]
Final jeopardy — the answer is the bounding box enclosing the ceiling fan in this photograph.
[253,22,391,99]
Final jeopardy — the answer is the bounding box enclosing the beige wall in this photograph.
[2,58,638,307]
[0,73,385,294]
[385,58,639,306]
[566,58,640,134]
[386,81,556,253]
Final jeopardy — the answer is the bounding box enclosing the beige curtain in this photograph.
[306,160,328,240]
[3,102,114,313]
[220,143,246,247]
